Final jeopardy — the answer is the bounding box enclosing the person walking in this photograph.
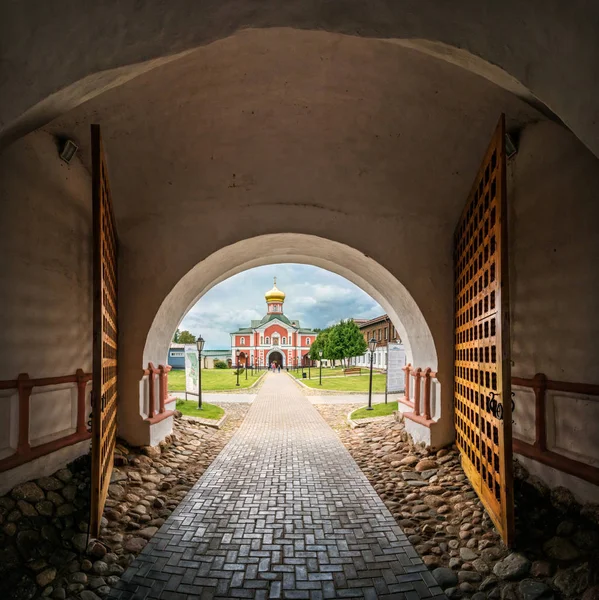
[277,364,281,373]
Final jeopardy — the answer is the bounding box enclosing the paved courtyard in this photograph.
[110,374,445,600]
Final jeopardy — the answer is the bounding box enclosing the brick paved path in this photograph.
[110,374,445,600]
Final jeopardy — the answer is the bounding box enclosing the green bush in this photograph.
[233,368,245,375]
[214,360,228,369]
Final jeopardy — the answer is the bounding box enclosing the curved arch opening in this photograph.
[143,233,438,377]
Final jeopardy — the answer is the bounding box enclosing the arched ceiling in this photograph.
[1,2,598,156]
[42,28,545,234]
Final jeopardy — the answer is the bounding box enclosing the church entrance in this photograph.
[268,351,284,368]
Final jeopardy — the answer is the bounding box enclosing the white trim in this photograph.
[266,348,286,366]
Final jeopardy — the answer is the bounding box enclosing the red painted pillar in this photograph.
[75,369,88,434]
[413,368,422,416]
[16,373,32,455]
[403,364,411,405]
[147,363,156,418]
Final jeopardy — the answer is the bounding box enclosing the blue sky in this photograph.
[178,264,383,349]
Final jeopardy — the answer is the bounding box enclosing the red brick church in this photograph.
[230,279,317,368]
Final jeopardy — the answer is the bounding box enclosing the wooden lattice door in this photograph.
[453,115,514,546]
[91,124,119,538]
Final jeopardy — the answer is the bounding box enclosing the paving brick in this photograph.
[109,374,446,599]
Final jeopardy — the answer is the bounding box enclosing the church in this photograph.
[230,279,317,368]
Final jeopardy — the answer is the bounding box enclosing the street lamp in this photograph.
[245,354,248,380]
[251,359,254,376]
[235,349,240,387]
[367,337,377,410]
[196,336,205,409]
[319,349,323,385]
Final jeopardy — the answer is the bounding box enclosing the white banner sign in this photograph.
[386,343,406,394]
[184,344,199,395]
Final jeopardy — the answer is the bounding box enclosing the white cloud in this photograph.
[178,264,383,348]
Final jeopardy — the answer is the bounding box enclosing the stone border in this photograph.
[287,371,387,396]
[181,411,228,429]
[347,408,399,429]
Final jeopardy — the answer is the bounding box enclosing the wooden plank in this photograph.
[90,124,119,539]
[453,115,514,546]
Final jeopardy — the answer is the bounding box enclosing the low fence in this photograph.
[401,364,438,424]
[0,370,92,473]
[512,373,599,486]
[142,363,176,424]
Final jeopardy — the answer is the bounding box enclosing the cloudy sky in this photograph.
[178,264,383,349]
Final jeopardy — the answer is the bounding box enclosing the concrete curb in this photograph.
[181,411,228,429]
[346,408,400,429]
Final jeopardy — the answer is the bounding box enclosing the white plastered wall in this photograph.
[0,130,93,488]
[508,122,599,503]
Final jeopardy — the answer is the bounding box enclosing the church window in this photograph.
[240,337,245,345]
[282,337,286,345]
[265,337,270,344]
[306,338,311,345]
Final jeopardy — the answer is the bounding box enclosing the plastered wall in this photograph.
[509,122,599,502]
[0,131,93,487]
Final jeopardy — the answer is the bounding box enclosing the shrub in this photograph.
[214,360,228,369]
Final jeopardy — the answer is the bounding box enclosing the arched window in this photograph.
[265,337,270,345]
[282,337,286,345]
[306,338,311,345]
[240,337,245,345]
[260,336,264,345]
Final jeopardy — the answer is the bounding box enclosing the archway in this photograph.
[2,5,599,159]
[127,233,446,449]
[267,350,284,369]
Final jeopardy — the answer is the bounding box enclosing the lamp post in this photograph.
[251,359,254,376]
[245,354,248,380]
[308,358,311,380]
[367,337,377,410]
[235,349,240,387]
[196,336,205,409]
[319,349,323,385]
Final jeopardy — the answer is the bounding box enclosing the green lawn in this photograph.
[289,367,347,379]
[168,368,262,391]
[351,401,398,420]
[299,372,387,393]
[175,399,225,420]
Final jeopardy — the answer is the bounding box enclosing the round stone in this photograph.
[433,567,458,589]
[36,568,57,587]
[518,579,553,600]
[11,482,45,503]
[493,553,531,580]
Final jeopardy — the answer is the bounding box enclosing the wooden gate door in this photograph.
[91,124,119,538]
[453,115,514,546]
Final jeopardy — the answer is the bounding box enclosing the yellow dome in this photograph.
[265,277,285,303]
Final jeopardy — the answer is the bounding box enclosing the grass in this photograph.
[168,368,263,391]
[351,401,398,420]
[175,399,225,420]
[299,372,387,393]
[289,367,345,379]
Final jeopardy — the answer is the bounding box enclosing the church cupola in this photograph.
[265,278,285,314]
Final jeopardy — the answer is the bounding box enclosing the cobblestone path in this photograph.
[110,374,445,600]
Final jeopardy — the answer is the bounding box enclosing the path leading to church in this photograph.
[110,374,445,600]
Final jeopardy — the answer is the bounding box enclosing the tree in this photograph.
[172,328,181,343]
[323,320,368,367]
[175,330,196,344]
[309,328,329,361]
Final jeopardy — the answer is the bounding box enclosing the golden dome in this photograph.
[265,277,285,303]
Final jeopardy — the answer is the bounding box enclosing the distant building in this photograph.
[351,314,401,370]
[167,343,186,369]
[168,345,232,369]
[230,278,317,368]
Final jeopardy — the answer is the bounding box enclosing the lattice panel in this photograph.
[91,124,119,538]
[453,115,514,546]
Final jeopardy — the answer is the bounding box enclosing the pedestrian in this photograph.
[277,364,281,373]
